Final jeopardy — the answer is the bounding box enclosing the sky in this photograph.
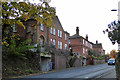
[48,0,119,54]
[31,0,119,54]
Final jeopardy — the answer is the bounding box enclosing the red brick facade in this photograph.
[69,27,93,58]
[93,41,105,56]
[15,16,69,51]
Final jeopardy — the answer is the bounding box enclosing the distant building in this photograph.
[69,27,93,66]
[93,40,105,57]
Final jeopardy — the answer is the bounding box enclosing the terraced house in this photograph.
[69,27,105,66]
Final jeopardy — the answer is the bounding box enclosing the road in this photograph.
[25,64,115,79]
[3,64,116,80]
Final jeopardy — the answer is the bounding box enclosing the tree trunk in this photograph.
[115,52,120,80]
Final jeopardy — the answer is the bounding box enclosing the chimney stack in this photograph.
[96,40,98,44]
[86,34,88,40]
[76,27,79,35]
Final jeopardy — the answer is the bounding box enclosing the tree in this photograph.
[2,1,55,43]
[104,20,120,80]
[2,1,56,58]
[103,20,120,44]
[110,50,117,58]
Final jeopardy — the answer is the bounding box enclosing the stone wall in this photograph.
[94,59,105,65]
[73,58,82,67]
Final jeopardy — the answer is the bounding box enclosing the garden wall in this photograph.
[94,59,105,65]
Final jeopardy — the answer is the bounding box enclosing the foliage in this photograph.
[88,49,94,56]
[92,56,104,60]
[2,1,56,58]
[110,49,118,58]
[103,20,120,44]
[2,1,55,42]
[25,69,34,73]
[3,38,34,60]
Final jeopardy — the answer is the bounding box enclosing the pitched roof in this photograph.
[52,16,63,30]
[69,34,82,39]
[93,43,102,48]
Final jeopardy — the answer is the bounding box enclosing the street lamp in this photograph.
[111,8,120,80]
[111,9,120,51]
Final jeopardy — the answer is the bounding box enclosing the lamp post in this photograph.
[111,6,120,79]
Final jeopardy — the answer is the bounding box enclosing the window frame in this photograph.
[41,24,44,31]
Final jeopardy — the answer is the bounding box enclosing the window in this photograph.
[51,27,53,34]
[53,28,56,35]
[86,49,88,55]
[13,24,17,32]
[58,41,60,49]
[69,40,70,44]
[60,41,62,49]
[65,44,67,50]
[85,41,88,46]
[83,48,85,54]
[60,31,62,38]
[91,44,92,49]
[65,34,67,40]
[83,39,84,44]
[51,39,53,44]
[58,30,60,37]
[53,39,56,46]
[58,30,62,38]
[41,24,44,31]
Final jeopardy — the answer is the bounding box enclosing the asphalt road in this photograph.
[3,64,115,80]
[24,63,115,79]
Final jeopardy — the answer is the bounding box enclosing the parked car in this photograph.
[108,59,115,65]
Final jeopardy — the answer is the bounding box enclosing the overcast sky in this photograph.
[48,0,120,54]
[31,0,119,54]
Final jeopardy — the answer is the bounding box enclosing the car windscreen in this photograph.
[109,60,115,61]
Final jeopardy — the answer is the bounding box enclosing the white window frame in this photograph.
[58,30,59,36]
[51,39,53,44]
[53,28,56,35]
[83,48,85,54]
[51,27,53,34]
[91,44,92,49]
[60,41,62,49]
[41,24,44,31]
[53,39,56,46]
[60,31,62,38]
[65,44,67,50]
[86,49,87,52]
[65,34,67,40]
[69,40,70,44]
[83,39,84,45]
[58,41,60,49]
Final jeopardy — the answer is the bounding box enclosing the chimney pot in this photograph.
[86,34,88,40]
[96,40,98,44]
[76,27,79,35]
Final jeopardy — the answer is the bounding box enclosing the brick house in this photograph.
[14,16,69,51]
[93,40,105,57]
[13,16,70,71]
[69,27,93,66]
